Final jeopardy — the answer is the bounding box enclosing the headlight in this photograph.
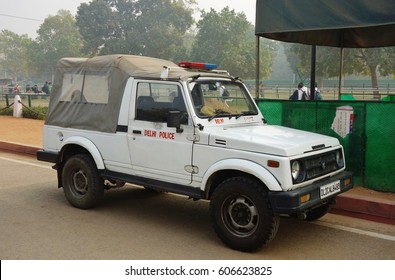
[291,160,306,183]
[291,161,300,180]
[336,150,344,168]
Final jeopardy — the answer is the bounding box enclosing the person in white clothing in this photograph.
[290,82,309,100]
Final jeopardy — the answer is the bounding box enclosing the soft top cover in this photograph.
[46,55,227,133]
[57,55,179,79]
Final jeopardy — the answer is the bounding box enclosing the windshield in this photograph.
[188,80,259,120]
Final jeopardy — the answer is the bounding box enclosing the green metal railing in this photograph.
[0,94,50,109]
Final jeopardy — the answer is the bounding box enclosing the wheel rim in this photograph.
[222,195,259,237]
[71,169,88,195]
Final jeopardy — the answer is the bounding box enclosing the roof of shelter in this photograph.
[255,0,395,48]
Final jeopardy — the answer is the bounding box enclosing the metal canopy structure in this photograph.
[254,0,395,99]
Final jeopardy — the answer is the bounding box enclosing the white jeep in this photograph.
[37,55,353,252]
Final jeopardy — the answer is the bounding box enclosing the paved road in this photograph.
[1,151,394,260]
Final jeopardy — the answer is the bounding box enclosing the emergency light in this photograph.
[178,61,217,70]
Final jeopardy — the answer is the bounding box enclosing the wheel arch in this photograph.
[202,159,282,199]
[59,136,105,170]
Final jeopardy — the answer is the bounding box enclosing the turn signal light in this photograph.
[300,193,311,204]
[267,160,280,168]
[344,178,351,186]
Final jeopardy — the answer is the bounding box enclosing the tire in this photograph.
[305,203,331,221]
[209,177,280,252]
[62,154,104,209]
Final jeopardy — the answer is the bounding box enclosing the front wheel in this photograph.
[209,177,280,252]
[62,154,104,209]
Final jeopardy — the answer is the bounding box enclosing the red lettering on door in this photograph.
[159,131,175,140]
[144,130,157,137]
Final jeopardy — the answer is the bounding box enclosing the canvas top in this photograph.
[45,55,230,133]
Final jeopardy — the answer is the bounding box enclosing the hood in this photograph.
[207,124,340,157]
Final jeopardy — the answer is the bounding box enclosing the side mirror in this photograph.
[167,111,184,133]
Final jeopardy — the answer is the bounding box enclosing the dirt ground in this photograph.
[351,185,395,201]
[0,115,44,147]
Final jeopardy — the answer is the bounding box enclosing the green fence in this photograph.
[257,99,395,193]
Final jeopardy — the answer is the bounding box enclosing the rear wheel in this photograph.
[62,154,104,209]
[210,177,280,252]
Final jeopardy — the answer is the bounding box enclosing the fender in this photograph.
[61,136,105,170]
[200,158,282,192]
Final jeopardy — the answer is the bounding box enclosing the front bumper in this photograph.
[36,149,59,163]
[268,171,353,214]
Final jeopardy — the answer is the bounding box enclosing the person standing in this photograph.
[290,82,309,100]
[42,81,50,95]
[13,84,20,93]
[301,84,310,99]
[314,81,323,100]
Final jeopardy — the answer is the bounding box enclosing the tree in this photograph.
[0,30,33,83]
[190,7,277,79]
[283,43,341,86]
[379,47,395,77]
[35,10,84,79]
[76,0,195,60]
[350,47,395,96]
[258,36,279,80]
[75,0,119,55]
[132,0,194,59]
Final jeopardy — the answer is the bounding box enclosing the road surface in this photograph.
[0,151,394,260]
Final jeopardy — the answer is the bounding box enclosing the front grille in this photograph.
[302,149,342,181]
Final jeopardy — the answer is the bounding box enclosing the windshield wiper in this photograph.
[208,110,257,121]
[235,110,257,119]
[208,111,232,121]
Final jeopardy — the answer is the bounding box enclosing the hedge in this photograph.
[0,106,48,120]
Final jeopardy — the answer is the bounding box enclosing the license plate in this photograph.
[320,180,341,199]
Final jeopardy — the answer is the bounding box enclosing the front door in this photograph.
[128,80,194,186]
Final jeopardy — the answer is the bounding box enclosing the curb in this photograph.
[0,141,40,157]
[331,192,395,225]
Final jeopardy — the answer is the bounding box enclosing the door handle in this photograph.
[133,130,142,134]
